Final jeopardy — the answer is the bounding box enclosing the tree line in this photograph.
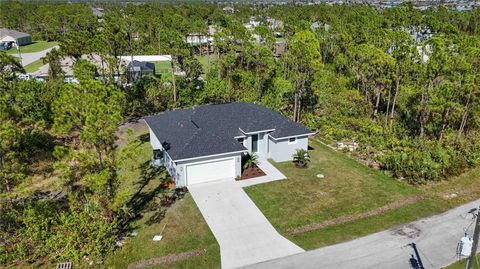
[1,1,480,266]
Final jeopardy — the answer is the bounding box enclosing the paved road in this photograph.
[189,174,303,269]
[11,45,59,66]
[243,199,480,269]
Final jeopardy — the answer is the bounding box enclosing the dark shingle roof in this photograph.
[0,28,30,39]
[127,60,155,72]
[144,102,313,161]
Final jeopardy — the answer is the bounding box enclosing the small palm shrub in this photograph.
[242,152,259,169]
[293,149,310,168]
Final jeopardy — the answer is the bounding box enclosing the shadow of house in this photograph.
[127,60,155,83]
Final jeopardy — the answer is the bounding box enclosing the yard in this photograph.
[7,40,58,54]
[195,55,218,73]
[445,258,475,269]
[100,125,220,269]
[11,124,220,269]
[152,61,171,75]
[24,59,44,73]
[245,138,480,250]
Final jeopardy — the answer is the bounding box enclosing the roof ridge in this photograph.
[179,125,201,153]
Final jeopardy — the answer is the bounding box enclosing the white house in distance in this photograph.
[0,28,32,47]
[145,102,315,187]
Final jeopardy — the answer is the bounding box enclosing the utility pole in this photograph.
[467,206,480,269]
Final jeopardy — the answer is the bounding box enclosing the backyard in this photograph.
[245,138,480,250]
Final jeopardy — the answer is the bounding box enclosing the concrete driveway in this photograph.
[189,174,304,269]
[243,199,480,269]
[11,45,59,66]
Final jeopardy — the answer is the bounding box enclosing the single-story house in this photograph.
[126,60,155,83]
[0,28,32,47]
[223,6,235,14]
[145,102,315,187]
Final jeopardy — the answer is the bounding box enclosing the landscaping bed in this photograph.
[240,166,266,180]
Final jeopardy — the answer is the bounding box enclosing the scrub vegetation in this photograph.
[1,1,480,267]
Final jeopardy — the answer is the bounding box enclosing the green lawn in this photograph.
[244,138,470,250]
[24,59,45,73]
[195,55,218,73]
[445,257,479,269]
[7,41,58,54]
[102,194,220,269]
[101,128,220,269]
[153,61,171,75]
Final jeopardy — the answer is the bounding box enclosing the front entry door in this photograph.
[251,134,258,153]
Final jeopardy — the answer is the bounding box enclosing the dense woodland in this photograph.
[1,1,480,266]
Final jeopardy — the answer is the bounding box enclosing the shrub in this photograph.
[242,152,259,169]
[293,149,310,168]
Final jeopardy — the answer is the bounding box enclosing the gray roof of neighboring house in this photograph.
[0,28,30,39]
[144,102,313,161]
[127,60,155,72]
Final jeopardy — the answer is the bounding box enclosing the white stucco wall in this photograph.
[268,135,309,162]
[243,132,269,159]
[0,36,16,43]
[149,129,180,185]
[149,129,161,149]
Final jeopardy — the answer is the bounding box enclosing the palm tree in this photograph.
[242,152,259,170]
[293,149,310,168]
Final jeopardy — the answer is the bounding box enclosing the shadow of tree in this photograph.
[119,160,168,229]
[138,133,150,143]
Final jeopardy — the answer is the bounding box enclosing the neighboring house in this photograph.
[0,28,32,47]
[145,102,315,187]
[266,18,283,31]
[223,6,235,14]
[31,56,78,83]
[186,33,213,46]
[274,41,286,58]
[30,54,109,83]
[126,60,155,83]
[310,21,331,32]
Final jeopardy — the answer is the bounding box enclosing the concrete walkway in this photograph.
[189,174,303,269]
[236,159,286,187]
[243,199,480,269]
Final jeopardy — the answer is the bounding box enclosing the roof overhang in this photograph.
[269,132,316,141]
[239,128,276,135]
[173,149,248,163]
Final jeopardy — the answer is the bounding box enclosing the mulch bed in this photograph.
[240,166,266,180]
[287,195,425,235]
[127,249,204,269]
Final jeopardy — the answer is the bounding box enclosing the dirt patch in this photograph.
[390,224,421,238]
[240,167,266,180]
[127,249,204,269]
[287,195,425,235]
[116,118,148,147]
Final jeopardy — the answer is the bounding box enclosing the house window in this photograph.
[288,137,297,144]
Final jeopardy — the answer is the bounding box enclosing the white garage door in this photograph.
[186,158,235,185]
